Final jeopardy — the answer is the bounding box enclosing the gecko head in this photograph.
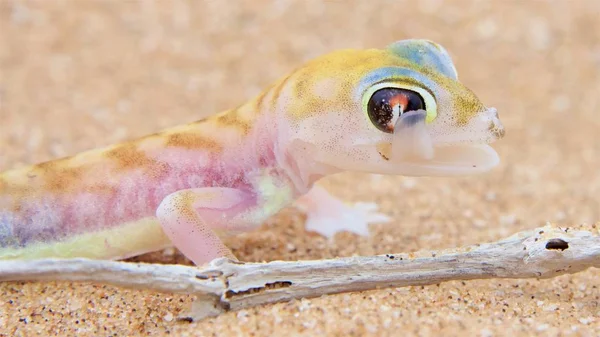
[285,39,505,177]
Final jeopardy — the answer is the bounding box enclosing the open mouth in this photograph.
[376,142,499,176]
[374,109,501,176]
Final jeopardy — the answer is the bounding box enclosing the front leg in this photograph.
[156,187,256,265]
[294,185,391,238]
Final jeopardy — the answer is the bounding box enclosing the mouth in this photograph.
[375,109,502,176]
[376,142,500,176]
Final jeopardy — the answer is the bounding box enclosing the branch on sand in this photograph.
[1,223,598,321]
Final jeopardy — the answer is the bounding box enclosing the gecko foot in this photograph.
[156,187,253,265]
[295,186,392,238]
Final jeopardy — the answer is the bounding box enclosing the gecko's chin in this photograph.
[376,143,500,176]
[410,143,499,175]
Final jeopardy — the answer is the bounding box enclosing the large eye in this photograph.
[367,88,425,133]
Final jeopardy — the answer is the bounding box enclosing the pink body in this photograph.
[0,107,299,260]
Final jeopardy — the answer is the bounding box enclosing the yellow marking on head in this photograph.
[416,67,486,126]
[312,77,341,101]
[292,69,311,97]
[452,92,487,125]
[279,49,407,120]
[269,45,487,127]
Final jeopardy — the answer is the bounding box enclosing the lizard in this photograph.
[0,39,505,266]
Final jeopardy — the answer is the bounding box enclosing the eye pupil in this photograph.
[367,88,425,133]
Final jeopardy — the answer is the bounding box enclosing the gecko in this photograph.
[0,39,505,266]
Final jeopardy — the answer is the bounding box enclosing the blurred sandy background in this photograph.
[0,0,599,336]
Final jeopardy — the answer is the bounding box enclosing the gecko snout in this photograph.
[484,107,505,140]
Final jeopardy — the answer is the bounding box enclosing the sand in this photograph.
[0,1,599,336]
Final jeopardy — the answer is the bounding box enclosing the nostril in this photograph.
[496,126,506,139]
[488,121,505,139]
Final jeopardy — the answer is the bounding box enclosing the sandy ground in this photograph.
[0,1,599,336]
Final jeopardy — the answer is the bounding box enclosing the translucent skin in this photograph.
[0,39,504,265]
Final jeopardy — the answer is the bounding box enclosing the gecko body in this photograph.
[0,40,505,265]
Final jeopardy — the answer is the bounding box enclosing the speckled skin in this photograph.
[0,39,504,265]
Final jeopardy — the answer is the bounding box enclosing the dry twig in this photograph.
[0,223,598,321]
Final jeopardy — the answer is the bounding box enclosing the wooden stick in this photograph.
[1,223,598,321]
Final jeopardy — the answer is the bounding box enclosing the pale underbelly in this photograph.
[0,216,172,260]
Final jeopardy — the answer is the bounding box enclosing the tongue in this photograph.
[391,109,434,161]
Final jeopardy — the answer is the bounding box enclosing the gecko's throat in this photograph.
[381,109,500,176]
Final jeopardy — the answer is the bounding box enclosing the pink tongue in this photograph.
[391,110,434,161]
